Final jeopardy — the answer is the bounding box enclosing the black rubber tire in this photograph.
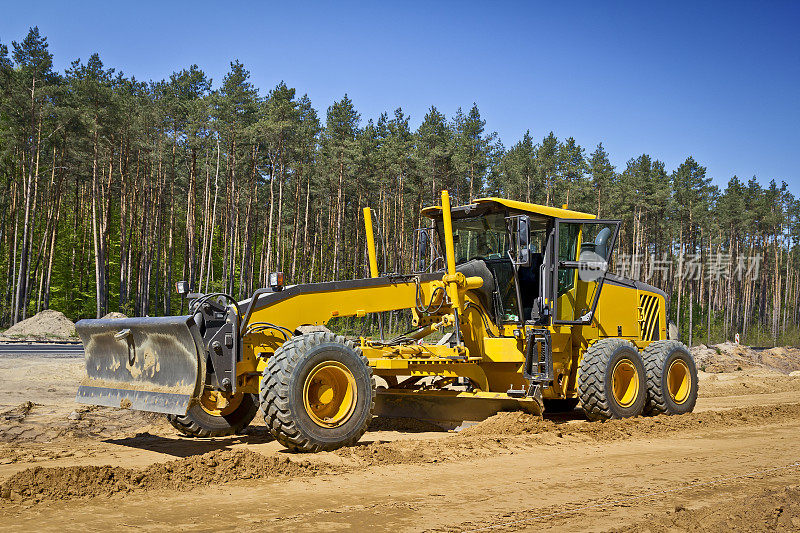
[260,332,375,453]
[167,393,259,438]
[578,338,647,421]
[642,340,698,415]
[543,398,580,413]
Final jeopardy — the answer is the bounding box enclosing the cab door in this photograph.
[548,219,620,325]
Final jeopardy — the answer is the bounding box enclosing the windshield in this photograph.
[439,212,510,264]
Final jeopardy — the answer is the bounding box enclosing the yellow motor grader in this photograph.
[75,191,697,452]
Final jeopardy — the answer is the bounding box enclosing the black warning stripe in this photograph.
[639,294,660,341]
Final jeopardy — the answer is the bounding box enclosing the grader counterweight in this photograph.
[75,190,698,452]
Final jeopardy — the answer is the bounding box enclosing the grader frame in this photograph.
[76,190,695,451]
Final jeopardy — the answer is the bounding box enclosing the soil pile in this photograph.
[101,312,128,319]
[692,342,800,374]
[0,449,328,502]
[1,310,76,340]
[459,411,554,437]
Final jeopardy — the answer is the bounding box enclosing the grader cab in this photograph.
[75,191,698,452]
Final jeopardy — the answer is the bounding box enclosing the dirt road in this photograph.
[1,349,799,531]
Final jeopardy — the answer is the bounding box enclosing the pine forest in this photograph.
[1,28,798,346]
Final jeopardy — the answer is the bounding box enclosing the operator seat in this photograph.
[456,259,497,324]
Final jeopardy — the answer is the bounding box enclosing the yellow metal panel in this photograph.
[248,282,419,335]
[593,282,639,337]
[482,336,524,363]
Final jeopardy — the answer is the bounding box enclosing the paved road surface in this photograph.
[0,342,83,358]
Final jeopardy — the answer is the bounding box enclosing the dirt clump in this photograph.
[1,310,76,340]
[0,449,329,502]
[459,411,554,437]
[1,402,35,423]
[101,312,128,319]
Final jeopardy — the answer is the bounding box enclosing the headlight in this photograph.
[268,272,285,291]
[175,281,189,295]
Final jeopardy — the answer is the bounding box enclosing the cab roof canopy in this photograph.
[421,197,596,220]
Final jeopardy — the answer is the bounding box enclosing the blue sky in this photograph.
[2,1,799,194]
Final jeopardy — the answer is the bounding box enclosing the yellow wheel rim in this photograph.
[611,359,640,408]
[199,390,243,417]
[303,361,357,428]
[667,359,691,404]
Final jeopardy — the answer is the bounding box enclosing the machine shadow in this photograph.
[105,409,586,458]
[104,425,275,458]
[543,409,588,423]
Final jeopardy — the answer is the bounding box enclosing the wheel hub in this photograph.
[667,359,691,404]
[303,361,357,428]
[199,389,243,417]
[611,359,639,408]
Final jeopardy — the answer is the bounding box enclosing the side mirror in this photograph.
[508,215,531,267]
[413,227,436,273]
[578,249,609,282]
[417,230,429,271]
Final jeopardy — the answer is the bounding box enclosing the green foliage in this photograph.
[0,27,798,351]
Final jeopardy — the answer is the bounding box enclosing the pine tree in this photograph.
[588,143,615,216]
[320,95,360,280]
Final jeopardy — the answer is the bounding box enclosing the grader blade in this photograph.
[75,316,206,416]
[375,389,543,427]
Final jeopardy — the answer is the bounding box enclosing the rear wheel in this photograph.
[578,338,647,421]
[167,390,258,437]
[260,332,375,452]
[642,340,698,415]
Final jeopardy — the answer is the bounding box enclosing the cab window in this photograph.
[558,223,580,295]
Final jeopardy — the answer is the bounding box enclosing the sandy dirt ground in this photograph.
[1,344,799,532]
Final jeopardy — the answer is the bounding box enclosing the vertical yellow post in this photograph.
[363,207,379,278]
[441,190,457,277]
[440,190,461,312]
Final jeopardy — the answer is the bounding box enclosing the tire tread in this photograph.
[259,332,375,452]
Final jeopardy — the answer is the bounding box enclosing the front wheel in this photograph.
[260,332,375,452]
[167,390,259,437]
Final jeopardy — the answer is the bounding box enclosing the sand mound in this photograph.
[692,342,800,374]
[459,411,553,437]
[2,309,76,339]
[101,312,128,319]
[1,449,327,502]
